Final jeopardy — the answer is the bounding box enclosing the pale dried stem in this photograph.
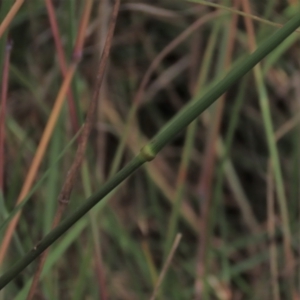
[150,234,182,300]
[0,0,24,38]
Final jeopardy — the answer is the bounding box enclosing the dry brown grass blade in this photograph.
[73,0,94,59]
[0,0,24,38]
[0,40,12,191]
[26,1,120,298]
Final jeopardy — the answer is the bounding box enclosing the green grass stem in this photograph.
[1,12,300,289]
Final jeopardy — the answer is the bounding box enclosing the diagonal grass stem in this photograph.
[0,11,300,289]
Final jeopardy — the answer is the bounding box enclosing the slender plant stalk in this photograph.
[0,62,77,266]
[81,1,109,298]
[109,10,222,176]
[81,161,108,300]
[189,0,300,33]
[267,162,280,300]
[134,10,222,107]
[165,14,221,261]
[163,121,196,258]
[0,0,94,270]
[0,41,12,191]
[145,13,299,155]
[195,4,238,297]
[0,0,24,39]
[217,137,260,231]
[67,0,83,125]
[25,0,105,297]
[212,78,247,285]
[198,0,238,201]
[150,233,182,300]
[57,0,118,207]
[241,0,295,296]
[141,240,158,287]
[45,0,80,133]
[0,1,11,76]
[96,0,110,180]
[0,128,82,236]
[1,12,300,289]
[104,99,200,230]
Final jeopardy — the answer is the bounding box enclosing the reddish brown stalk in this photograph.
[58,0,119,211]
[0,40,12,191]
[96,0,109,180]
[45,0,79,133]
[194,2,240,298]
[26,1,120,298]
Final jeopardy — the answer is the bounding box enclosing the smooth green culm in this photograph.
[147,13,300,154]
[0,155,146,288]
[0,11,300,289]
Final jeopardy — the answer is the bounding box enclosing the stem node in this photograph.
[140,145,156,161]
